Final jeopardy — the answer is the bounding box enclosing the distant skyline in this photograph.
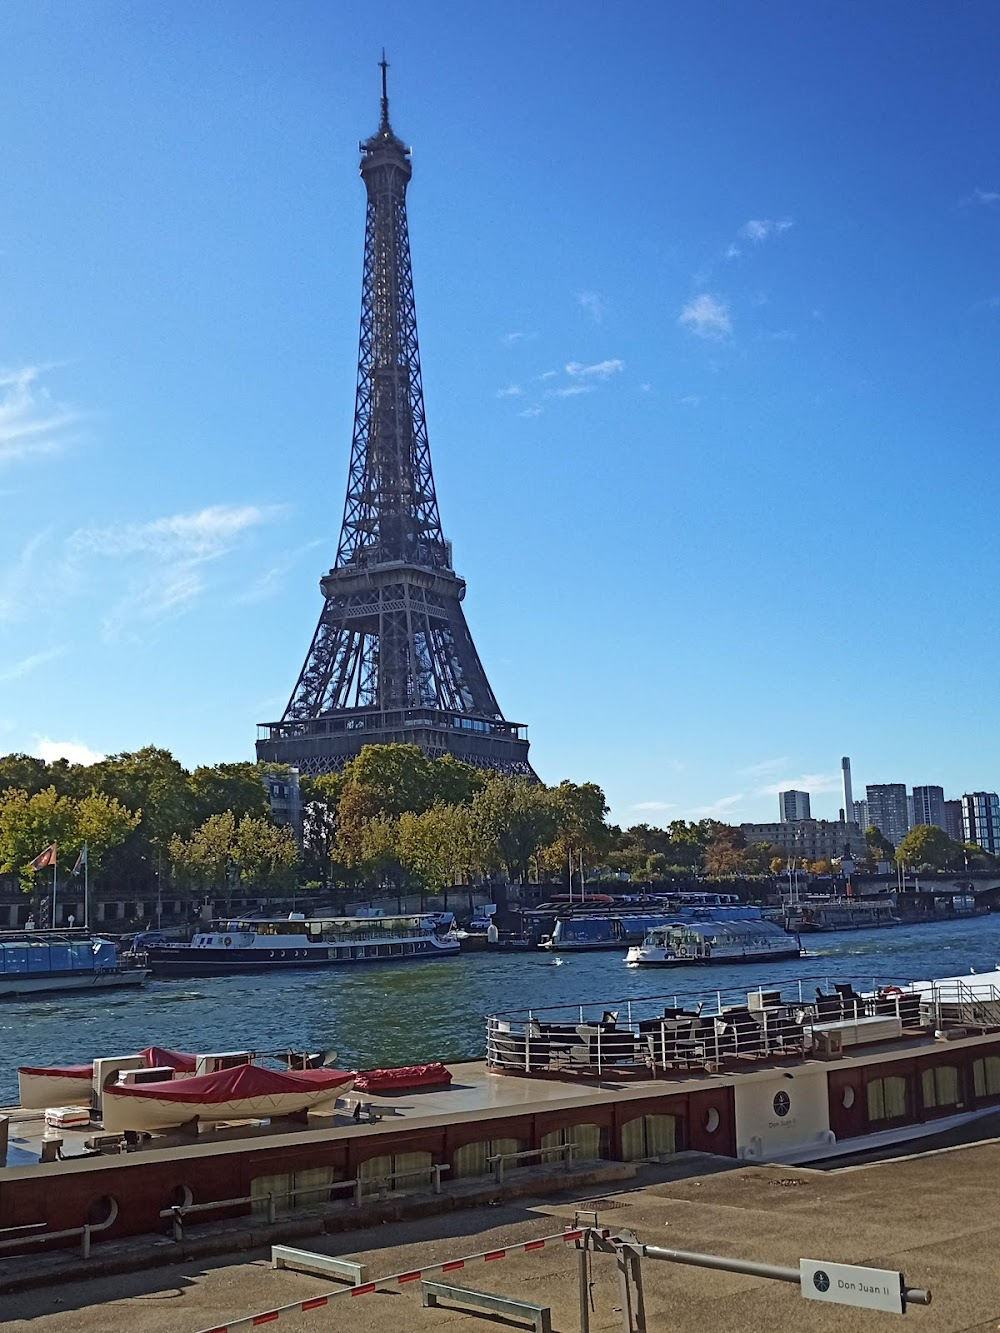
[3,3,1000,826]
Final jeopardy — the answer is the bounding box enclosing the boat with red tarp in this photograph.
[18,1045,198,1109]
[102,1063,355,1132]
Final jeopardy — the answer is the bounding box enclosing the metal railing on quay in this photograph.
[486,1141,576,1185]
[0,1199,119,1259]
[160,1163,451,1241]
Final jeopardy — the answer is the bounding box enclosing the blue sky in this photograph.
[2,2,999,826]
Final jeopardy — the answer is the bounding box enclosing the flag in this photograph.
[30,843,57,871]
[72,844,88,876]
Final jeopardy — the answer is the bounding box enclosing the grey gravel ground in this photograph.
[4,1137,1000,1333]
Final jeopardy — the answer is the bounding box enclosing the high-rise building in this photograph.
[943,799,964,843]
[853,799,868,831]
[912,785,946,832]
[256,63,532,777]
[865,784,909,849]
[740,820,866,861]
[841,758,854,830]
[779,790,811,822]
[961,793,1000,856]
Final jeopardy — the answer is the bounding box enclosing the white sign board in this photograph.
[800,1259,904,1314]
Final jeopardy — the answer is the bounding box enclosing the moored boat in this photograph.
[102,1063,355,1133]
[625,917,802,967]
[0,932,149,999]
[146,910,459,977]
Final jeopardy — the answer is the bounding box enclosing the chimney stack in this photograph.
[842,757,854,825]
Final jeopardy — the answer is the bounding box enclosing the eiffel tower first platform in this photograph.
[256,62,533,778]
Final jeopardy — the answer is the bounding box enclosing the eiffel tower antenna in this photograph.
[256,66,533,777]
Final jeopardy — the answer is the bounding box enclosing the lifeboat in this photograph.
[18,1045,198,1109]
[102,1062,355,1133]
[352,1062,452,1092]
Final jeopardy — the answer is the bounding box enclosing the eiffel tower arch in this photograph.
[256,61,533,778]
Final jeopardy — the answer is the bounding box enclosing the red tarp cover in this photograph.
[352,1063,452,1092]
[140,1046,197,1072]
[107,1062,354,1103]
[18,1064,92,1078]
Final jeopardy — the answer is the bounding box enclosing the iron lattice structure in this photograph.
[257,64,532,777]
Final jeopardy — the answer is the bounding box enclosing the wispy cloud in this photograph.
[963,187,1000,207]
[566,359,624,380]
[678,294,732,340]
[759,772,842,797]
[0,645,67,684]
[33,737,104,765]
[69,503,287,636]
[501,331,538,346]
[553,384,593,398]
[496,385,523,399]
[739,218,794,243]
[236,537,326,606]
[679,394,702,408]
[518,405,544,418]
[0,529,53,624]
[739,757,791,778]
[692,794,744,819]
[633,801,676,812]
[577,291,605,323]
[0,365,83,468]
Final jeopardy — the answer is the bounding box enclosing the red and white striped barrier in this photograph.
[199,1227,609,1333]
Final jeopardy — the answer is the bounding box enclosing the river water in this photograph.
[3,914,1000,1104]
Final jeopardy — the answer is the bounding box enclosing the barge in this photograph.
[145,911,459,976]
[0,932,148,998]
[3,968,1000,1258]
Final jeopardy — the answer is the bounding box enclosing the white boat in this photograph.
[18,1045,197,1109]
[625,918,802,967]
[101,1062,355,1133]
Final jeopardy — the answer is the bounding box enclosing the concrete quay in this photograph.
[3,1136,1000,1333]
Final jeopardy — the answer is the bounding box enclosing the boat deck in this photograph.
[3,1022,994,1175]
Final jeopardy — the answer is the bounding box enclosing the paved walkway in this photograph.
[4,1138,1000,1332]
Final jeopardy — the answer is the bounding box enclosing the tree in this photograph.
[190,762,271,825]
[300,772,343,885]
[397,803,484,893]
[234,815,299,895]
[471,776,558,883]
[336,744,438,865]
[895,824,962,870]
[0,753,51,798]
[702,824,746,876]
[543,781,613,879]
[67,792,141,881]
[865,825,895,861]
[170,811,237,905]
[0,786,78,892]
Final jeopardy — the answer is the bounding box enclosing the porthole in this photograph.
[704,1107,720,1134]
[842,1086,856,1109]
[169,1184,194,1209]
[86,1195,120,1230]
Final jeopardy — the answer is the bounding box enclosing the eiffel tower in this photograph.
[256,60,533,777]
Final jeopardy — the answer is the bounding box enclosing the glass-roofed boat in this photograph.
[625,917,802,967]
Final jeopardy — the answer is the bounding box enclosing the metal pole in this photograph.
[578,1241,591,1333]
[51,859,58,927]
[83,851,89,932]
[616,1243,647,1333]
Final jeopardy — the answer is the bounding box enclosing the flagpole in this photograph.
[84,848,89,932]
[51,858,58,929]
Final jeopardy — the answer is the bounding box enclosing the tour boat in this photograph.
[541,903,769,952]
[779,898,901,932]
[625,918,802,967]
[101,1063,355,1133]
[146,911,459,977]
[0,933,149,999]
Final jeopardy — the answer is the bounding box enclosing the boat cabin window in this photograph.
[921,1064,962,1110]
[866,1074,910,1122]
[973,1056,1000,1099]
[621,1113,677,1160]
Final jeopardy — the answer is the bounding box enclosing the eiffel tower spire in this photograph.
[257,61,533,776]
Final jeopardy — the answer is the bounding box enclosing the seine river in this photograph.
[3,914,1000,1104]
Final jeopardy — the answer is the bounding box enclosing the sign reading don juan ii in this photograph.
[800,1259,905,1314]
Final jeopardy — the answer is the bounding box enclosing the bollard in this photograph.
[432,1164,443,1195]
[80,1224,91,1260]
[171,1205,184,1243]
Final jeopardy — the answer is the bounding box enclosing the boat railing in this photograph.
[486,973,996,1076]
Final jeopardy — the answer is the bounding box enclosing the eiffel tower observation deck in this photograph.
[256,61,533,777]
